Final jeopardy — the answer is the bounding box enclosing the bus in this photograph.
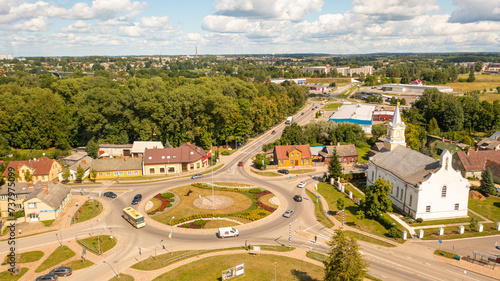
[123,207,145,228]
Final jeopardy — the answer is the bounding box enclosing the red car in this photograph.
[238,161,243,167]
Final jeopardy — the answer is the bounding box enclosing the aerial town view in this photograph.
[1,1,500,281]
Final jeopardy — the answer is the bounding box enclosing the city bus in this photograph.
[123,207,145,228]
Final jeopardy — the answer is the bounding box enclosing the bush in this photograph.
[416,218,423,223]
[165,203,172,207]
[221,151,230,155]
[377,216,394,229]
[193,219,206,226]
[161,192,174,198]
[79,207,84,212]
[387,227,401,238]
[249,188,263,194]
[150,211,156,215]
[158,208,164,212]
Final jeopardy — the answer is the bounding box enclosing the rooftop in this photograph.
[90,157,142,172]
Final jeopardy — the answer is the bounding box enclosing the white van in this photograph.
[218,227,239,238]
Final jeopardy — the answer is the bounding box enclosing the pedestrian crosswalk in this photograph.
[300,228,334,250]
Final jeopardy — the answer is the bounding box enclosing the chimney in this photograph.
[82,160,86,165]
[496,136,498,140]
[43,184,48,194]
[330,142,333,146]
[124,157,126,161]
[476,147,478,151]
[28,182,33,187]
[54,179,58,184]
[187,142,191,146]
[442,137,445,141]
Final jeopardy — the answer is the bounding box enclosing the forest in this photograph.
[0,75,308,152]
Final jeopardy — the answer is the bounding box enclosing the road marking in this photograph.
[406,256,412,259]
[363,252,442,281]
[423,262,431,266]
[445,270,479,281]
[303,223,319,232]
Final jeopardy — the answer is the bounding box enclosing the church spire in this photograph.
[384,103,406,151]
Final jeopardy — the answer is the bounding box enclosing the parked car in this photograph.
[103,192,117,198]
[36,274,58,281]
[283,209,295,218]
[293,195,302,202]
[50,266,72,277]
[191,173,203,179]
[297,182,306,188]
[238,161,243,167]
[271,130,276,134]
[131,194,142,205]
[278,169,289,174]
[301,112,304,115]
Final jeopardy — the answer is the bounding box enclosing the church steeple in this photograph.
[384,103,406,151]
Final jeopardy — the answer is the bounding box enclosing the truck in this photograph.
[218,227,239,238]
[285,116,293,125]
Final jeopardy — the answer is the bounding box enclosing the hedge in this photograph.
[161,192,175,198]
[192,183,266,194]
[170,213,218,225]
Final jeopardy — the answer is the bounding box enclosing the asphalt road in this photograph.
[2,100,499,281]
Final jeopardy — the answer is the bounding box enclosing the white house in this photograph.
[366,104,470,220]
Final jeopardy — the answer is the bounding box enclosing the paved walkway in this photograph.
[388,213,416,236]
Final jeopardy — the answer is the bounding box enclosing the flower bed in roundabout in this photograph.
[150,183,278,229]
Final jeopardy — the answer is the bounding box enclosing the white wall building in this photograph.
[366,105,469,220]
[0,54,14,60]
[380,84,453,93]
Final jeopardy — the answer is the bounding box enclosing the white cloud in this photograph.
[11,16,49,31]
[352,0,439,21]
[60,20,94,33]
[214,0,323,21]
[449,0,500,23]
[62,0,147,20]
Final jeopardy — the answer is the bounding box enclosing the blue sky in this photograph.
[1,0,499,56]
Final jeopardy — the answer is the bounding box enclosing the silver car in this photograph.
[283,209,294,218]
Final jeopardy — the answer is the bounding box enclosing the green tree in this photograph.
[254,153,269,169]
[480,168,496,196]
[62,167,71,182]
[24,169,33,182]
[328,148,342,181]
[281,123,306,145]
[337,198,345,210]
[400,98,406,105]
[356,210,365,227]
[323,230,368,281]
[371,123,386,141]
[474,61,483,72]
[496,86,500,94]
[467,68,475,82]
[428,117,440,135]
[90,168,97,182]
[76,165,85,181]
[85,140,99,159]
[362,178,393,218]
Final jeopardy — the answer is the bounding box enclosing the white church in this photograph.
[366,105,470,220]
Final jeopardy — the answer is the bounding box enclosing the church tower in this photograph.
[384,104,406,151]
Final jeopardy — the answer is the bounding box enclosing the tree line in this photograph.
[0,75,308,152]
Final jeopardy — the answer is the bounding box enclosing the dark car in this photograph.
[271,130,276,134]
[191,173,203,179]
[238,161,243,167]
[301,112,304,115]
[131,194,142,205]
[36,274,58,281]
[278,169,289,174]
[103,192,117,198]
[50,266,72,277]
[293,195,302,202]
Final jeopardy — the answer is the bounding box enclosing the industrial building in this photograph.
[328,104,377,133]
[380,84,453,93]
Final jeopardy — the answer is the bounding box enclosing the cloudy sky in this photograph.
[1,0,499,56]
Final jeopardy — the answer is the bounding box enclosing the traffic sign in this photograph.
[288,236,292,241]
[438,240,442,244]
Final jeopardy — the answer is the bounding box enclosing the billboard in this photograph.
[222,263,245,280]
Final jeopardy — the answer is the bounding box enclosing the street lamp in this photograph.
[169,216,175,255]
[103,260,118,277]
[274,262,277,281]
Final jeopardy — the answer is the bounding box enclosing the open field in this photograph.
[152,253,324,281]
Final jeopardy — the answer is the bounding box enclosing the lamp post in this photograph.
[274,262,277,281]
[103,261,118,277]
[170,216,175,255]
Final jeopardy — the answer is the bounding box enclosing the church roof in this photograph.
[370,145,440,185]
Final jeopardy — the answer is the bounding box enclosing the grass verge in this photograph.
[434,250,456,259]
[152,253,323,281]
[35,246,76,273]
[410,211,482,227]
[109,274,135,281]
[41,220,55,227]
[77,235,117,255]
[250,169,282,177]
[289,168,316,174]
[19,251,44,263]
[345,231,396,248]
[132,246,294,271]
[0,267,28,280]
[71,200,103,224]
[63,259,95,270]
[306,189,335,228]
[419,223,499,240]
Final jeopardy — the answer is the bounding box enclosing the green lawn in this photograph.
[317,182,404,243]
[419,223,499,240]
[41,220,55,227]
[152,254,324,281]
[63,259,95,270]
[468,196,500,222]
[77,235,117,255]
[356,145,370,163]
[345,231,396,248]
[434,250,456,260]
[35,246,76,273]
[289,168,316,174]
[410,211,482,227]
[19,251,44,263]
[306,189,335,228]
[0,267,28,280]
[250,169,282,177]
[72,200,103,224]
[322,103,343,110]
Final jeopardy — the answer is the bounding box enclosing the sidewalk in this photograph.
[388,213,416,236]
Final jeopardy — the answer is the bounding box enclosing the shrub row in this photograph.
[256,191,276,213]
[193,219,207,226]
[160,192,175,198]
[237,208,271,221]
[148,193,176,215]
[377,215,395,230]
[170,213,218,225]
[180,220,209,229]
[341,173,366,181]
[192,183,266,194]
